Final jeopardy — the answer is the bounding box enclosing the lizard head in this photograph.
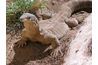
[20,13,38,25]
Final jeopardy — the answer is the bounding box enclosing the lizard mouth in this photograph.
[21,19,28,22]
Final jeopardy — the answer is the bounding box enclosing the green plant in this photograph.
[6,0,47,23]
[7,0,36,23]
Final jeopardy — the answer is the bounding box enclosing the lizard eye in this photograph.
[27,17,31,20]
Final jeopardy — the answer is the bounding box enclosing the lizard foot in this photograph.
[51,46,63,57]
[15,40,27,48]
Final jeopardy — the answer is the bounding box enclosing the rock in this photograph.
[65,18,78,28]
[63,14,92,65]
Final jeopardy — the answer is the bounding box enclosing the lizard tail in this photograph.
[61,0,92,17]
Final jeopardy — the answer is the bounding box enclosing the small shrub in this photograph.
[6,0,45,23]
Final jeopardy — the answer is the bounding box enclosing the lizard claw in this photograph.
[43,45,53,53]
[51,46,63,57]
[15,40,27,48]
[43,45,63,57]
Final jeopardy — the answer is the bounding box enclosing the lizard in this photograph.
[15,0,92,56]
[15,13,69,56]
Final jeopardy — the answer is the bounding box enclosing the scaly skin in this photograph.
[15,13,69,56]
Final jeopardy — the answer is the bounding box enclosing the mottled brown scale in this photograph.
[15,0,92,56]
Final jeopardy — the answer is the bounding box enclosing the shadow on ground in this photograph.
[8,41,51,65]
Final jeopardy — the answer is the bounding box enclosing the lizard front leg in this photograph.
[44,35,63,57]
[15,29,29,47]
[50,37,63,57]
